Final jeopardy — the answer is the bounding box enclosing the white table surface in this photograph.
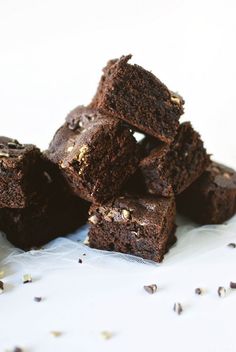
[0,0,236,351]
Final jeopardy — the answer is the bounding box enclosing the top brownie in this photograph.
[0,137,52,208]
[91,55,184,144]
[138,122,210,196]
[46,106,140,203]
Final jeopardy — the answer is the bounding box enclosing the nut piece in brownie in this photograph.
[127,122,210,197]
[0,162,89,250]
[90,55,184,144]
[88,195,176,262]
[177,162,236,224]
[46,106,140,203]
[0,137,53,208]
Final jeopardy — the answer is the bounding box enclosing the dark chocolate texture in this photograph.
[47,106,140,203]
[0,159,89,249]
[177,162,236,224]
[88,194,176,262]
[127,122,210,197]
[91,55,184,143]
[0,137,54,208]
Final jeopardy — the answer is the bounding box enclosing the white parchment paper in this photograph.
[1,215,236,352]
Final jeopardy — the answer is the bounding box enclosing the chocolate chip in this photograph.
[143,284,157,294]
[195,288,202,295]
[173,302,183,315]
[0,280,4,294]
[78,258,83,264]
[34,296,42,302]
[218,286,226,297]
[227,243,236,248]
[230,282,236,289]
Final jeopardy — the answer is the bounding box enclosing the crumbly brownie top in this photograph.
[90,195,175,227]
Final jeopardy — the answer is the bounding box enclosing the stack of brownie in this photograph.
[1,55,236,261]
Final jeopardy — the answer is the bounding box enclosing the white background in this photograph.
[0,1,236,351]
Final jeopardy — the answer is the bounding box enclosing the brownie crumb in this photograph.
[230,282,236,289]
[78,258,83,264]
[173,302,183,315]
[218,286,226,298]
[195,288,203,295]
[13,347,23,352]
[227,243,236,248]
[34,296,42,302]
[143,284,157,294]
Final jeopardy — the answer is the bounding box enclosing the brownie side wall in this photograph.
[177,180,236,224]
[138,123,209,197]
[167,122,210,194]
[88,198,176,262]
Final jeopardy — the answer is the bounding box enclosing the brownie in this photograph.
[127,122,210,197]
[90,55,184,144]
[0,193,89,250]
[0,137,53,208]
[46,106,140,203]
[88,195,176,262]
[0,156,89,249]
[177,162,236,224]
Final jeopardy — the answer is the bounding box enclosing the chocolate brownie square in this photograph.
[1,193,89,250]
[46,106,140,203]
[177,162,236,224]
[88,195,176,262]
[0,137,52,208]
[127,122,210,197]
[90,55,184,144]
